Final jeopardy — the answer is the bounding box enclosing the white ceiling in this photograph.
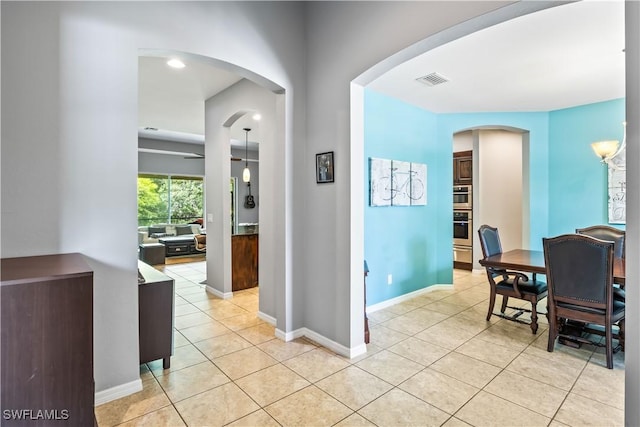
[369,1,625,113]
[138,56,261,149]
[138,1,625,146]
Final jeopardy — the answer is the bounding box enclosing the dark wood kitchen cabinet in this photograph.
[1,253,95,426]
[454,150,473,184]
[232,234,258,291]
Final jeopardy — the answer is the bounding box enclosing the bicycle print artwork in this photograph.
[370,157,427,206]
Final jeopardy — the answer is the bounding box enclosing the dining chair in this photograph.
[477,224,548,334]
[576,225,625,259]
[543,233,625,369]
[576,225,626,304]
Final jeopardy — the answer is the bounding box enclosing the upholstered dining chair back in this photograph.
[478,224,502,259]
[544,234,613,306]
[576,225,625,259]
[543,233,624,369]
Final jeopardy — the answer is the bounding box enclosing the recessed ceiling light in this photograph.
[252,113,262,121]
[167,58,185,69]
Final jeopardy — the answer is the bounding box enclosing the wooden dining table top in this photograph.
[479,249,625,286]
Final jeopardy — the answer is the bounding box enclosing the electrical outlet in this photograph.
[387,274,393,285]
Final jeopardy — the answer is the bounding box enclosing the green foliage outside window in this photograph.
[137,174,203,226]
[170,178,204,223]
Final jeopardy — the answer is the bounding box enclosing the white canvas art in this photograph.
[391,160,411,206]
[608,147,626,224]
[410,162,427,206]
[369,157,427,207]
[370,158,392,206]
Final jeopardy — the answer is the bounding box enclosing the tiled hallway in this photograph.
[96,262,624,426]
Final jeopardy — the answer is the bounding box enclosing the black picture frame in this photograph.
[316,151,335,184]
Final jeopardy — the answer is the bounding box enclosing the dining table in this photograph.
[479,249,625,286]
[479,249,626,348]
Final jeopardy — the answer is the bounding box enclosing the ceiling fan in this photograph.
[138,147,258,162]
[183,153,258,162]
[183,153,205,160]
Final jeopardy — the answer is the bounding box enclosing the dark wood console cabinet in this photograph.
[232,234,258,291]
[138,261,174,369]
[1,253,94,426]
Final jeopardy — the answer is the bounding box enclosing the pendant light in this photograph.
[242,128,251,183]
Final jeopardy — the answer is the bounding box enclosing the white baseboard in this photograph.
[206,285,232,299]
[366,284,454,313]
[274,327,301,342]
[270,285,457,359]
[274,327,367,359]
[95,378,142,406]
[258,311,276,326]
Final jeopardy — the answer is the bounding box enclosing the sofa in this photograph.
[138,223,202,245]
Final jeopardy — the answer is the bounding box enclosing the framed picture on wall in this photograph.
[316,151,334,184]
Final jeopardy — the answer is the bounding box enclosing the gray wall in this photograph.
[138,137,205,177]
[625,2,640,425]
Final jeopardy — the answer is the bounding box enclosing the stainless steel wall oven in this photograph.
[453,210,472,247]
[453,185,472,210]
[453,210,473,266]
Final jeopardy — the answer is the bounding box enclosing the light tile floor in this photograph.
[96,263,625,426]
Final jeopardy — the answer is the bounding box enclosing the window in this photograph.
[137,174,204,226]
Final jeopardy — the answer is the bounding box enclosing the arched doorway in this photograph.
[453,126,531,269]
[351,2,565,353]
[138,49,288,332]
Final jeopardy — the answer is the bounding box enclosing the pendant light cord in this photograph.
[245,129,249,170]
[243,127,251,183]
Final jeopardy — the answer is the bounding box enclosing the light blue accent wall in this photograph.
[548,99,626,235]
[364,90,625,307]
[364,90,445,305]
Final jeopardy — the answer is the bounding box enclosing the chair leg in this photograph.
[605,324,614,369]
[529,300,539,334]
[500,296,509,313]
[486,287,497,321]
[619,319,625,352]
[547,315,557,352]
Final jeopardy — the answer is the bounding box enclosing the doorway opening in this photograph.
[453,127,530,271]
[137,49,287,336]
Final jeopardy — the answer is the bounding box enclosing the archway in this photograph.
[138,49,288,332]
[453,125,531,269]
[351,2,565,353]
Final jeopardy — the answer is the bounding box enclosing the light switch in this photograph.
[207,213,213,223]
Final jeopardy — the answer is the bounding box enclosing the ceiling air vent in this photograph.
[416,72,449,87]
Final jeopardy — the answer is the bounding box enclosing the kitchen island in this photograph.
[232,233,258,291]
